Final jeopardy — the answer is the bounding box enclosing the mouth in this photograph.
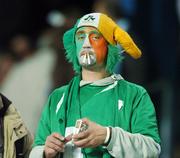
[79,50,96,66]
[80,50,94,57]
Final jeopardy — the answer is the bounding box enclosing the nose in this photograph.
[82,35,91,49]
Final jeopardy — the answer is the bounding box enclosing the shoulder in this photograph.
[50,84,68,97]
[40,85,69,115]
[44,85,68,108]
[117,79,155,109]
[51,85,68,96]
[49,75,80,100]
[119,79,146,93]
[117,79,148,100]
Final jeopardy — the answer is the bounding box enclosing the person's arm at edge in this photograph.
[105,127,161,158]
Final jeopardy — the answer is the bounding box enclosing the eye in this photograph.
[92,36,100,40]
[91,33,101,41]
[78,35,85,40]
[76,33,86,41]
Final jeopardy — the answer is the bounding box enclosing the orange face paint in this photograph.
[89,33,108,64]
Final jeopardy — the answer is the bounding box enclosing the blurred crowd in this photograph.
[0,0,179,157]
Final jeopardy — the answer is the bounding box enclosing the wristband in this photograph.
[104,127,110,144]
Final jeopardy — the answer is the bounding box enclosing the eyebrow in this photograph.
[76,30,85,35]
[76,30,101,36]
[89,30,101,35]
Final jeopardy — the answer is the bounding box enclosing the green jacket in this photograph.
[33,75,160,157]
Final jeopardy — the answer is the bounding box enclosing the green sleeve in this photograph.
[33,86,68,147]
[33,95,52,146]
[131,88,161,144]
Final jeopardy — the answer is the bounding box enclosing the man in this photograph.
[0,93,33,158]
[30,13,161,158]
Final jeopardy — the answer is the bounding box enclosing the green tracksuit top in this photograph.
[34,75,160,157]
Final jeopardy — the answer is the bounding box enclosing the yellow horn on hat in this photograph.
[98,13,142,59]
[114,26,142,59]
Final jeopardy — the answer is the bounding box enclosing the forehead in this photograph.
[76,26,100,35]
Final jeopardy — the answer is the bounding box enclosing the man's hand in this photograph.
[44,132,72,158]
[72,118,107,148]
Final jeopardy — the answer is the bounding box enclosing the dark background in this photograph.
[0,0,179,157]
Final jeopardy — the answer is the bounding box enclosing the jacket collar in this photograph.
[0,93,11,117]
[80,74,123,87]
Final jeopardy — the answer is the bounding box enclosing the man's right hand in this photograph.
[44,132,65,158]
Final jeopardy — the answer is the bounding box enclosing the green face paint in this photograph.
[75,31,86,57]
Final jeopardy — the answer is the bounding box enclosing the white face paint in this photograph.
[78,34,96,67]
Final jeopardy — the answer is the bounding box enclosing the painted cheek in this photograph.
[75,39,84,56]
[90,38,107,64]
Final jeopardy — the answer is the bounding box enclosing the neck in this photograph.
[81,67,110,82]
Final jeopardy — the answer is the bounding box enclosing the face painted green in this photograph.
[75,31,86,57]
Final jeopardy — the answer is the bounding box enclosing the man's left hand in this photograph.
[72,118,107,148]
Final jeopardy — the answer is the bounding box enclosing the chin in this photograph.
[82,63,106,72]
